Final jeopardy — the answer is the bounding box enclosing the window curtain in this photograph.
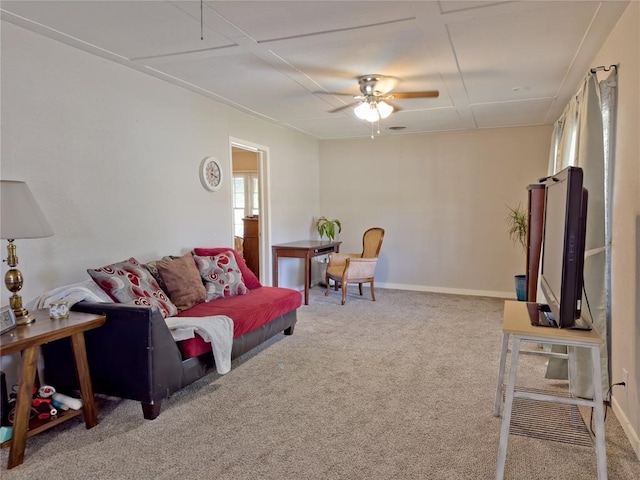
[545,67,617,399]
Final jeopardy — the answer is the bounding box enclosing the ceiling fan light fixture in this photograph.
[354,100,393,123]
[377,101,393,119]
[354,101,379,122]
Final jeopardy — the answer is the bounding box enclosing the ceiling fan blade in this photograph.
[328,101,361,113]
[313,90,357,97]
[388,91,439,99]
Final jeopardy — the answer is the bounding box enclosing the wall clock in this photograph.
[199,156,223,192]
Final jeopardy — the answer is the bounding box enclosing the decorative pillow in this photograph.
[193,247,261,289]
[87,257,178,318]
[144,256,175,294]
[157,252,206,311]
[193,251,249,301]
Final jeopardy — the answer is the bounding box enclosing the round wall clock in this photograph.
[199,156,223,191]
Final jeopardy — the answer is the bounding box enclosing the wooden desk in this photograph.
[494,301,606,480]
[0,310,105,469]
[272,240,341,305]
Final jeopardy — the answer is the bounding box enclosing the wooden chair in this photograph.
[324,227,385,305]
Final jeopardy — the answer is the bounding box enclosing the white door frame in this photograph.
[229,137,271,285]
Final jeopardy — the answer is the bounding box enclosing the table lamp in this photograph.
[1,180,53,325]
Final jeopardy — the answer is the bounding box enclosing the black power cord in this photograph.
[590,381,626,434]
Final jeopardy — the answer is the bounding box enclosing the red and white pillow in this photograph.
[87,257,178,318]
[193,250,248,301]
[193,247,261,289]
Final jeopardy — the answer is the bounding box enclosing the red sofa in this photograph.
[41,248,301,420]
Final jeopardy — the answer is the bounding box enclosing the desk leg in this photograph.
[494,333,510,417]
[590,345,608,480]
[71,332,99,428]
[272,252,279,287]
[7,346,38,469]
[496,337,520,480]
[303,254,310,305]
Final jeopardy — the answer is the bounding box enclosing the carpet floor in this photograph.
[1,287,638,479]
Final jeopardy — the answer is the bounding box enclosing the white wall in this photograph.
[319,126,551,297]
[590,1,640,459]
[0,21,320,305]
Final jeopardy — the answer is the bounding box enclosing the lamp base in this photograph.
[15,311,35,326]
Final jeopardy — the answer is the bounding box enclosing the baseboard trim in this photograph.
[308,280,514,300]
[612,396,640,461]
[379,282,514,299]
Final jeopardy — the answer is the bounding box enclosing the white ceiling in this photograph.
[1,1,629,139]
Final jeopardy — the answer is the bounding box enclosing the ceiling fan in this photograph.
[316,74,439,122]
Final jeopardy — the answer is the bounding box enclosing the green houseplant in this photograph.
[316,216,342,241]
[506,204,528,251]
[506,204,528,300]
[315,216,341,287]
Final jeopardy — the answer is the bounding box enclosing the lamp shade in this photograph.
[1,180,53,239]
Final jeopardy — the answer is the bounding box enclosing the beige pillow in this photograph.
[158,252,206,311]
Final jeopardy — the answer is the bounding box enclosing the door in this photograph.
[230,139,270,284]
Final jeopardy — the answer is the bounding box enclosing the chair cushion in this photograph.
[327,258,378,281]
[345,258,378,278]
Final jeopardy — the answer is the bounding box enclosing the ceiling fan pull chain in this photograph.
[200,0,204,40]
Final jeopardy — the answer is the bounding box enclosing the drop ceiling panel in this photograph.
[2,1,233,59]
[438,1,511,14]
[150,53,335,120]
[284,115,376,139]
[472,98,555,128]
[448,2,601,104]
[208,1,439,42]
[269,25,448,107]
[383,108,466,133]
[303,107,466,139]
[0,1,629,139]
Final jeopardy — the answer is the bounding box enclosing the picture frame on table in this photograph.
[0,306,17,335]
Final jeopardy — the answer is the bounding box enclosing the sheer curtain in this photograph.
[545,67,617,399]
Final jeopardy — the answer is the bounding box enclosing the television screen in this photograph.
[539,166,589,329]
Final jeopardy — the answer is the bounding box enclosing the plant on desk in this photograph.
[315,216,341,286]
[316,216,342,241]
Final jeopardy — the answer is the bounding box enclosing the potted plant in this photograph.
[316,216,342,241]
[506,203,528,300]
[315,216,341,286]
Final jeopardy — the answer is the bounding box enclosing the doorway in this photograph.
[230,138,270,285]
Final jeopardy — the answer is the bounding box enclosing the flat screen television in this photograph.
[539,166,589,329]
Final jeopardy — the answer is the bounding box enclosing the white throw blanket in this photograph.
[27,280,114,310]
[28,281,234,374]
[165,316,234,375]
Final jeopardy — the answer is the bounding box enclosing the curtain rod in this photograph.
[591,65,617,73]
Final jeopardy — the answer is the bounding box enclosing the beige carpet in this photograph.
[2,288,639,479]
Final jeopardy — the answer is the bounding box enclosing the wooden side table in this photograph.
[494,301,607,480]
[0,310,105,469]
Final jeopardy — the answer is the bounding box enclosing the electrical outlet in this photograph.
[622,368,629,390]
